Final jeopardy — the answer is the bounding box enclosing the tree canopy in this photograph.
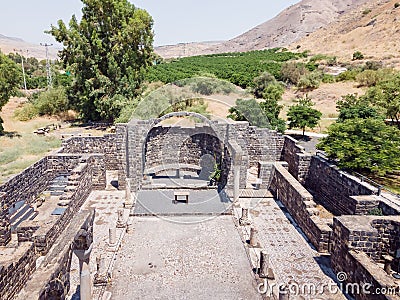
[49,0,154,121]
[228,99,269,128]
[317,118,400,175]
[336,94,381,122]
[287,96,322,136]
[0,51,20,134]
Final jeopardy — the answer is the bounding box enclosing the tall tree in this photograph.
[0,51,20,134]
[49,0,154,121]
[317,118,400,175]
[287,96,322,136]
[336,94,381,122]
[228,99,269,128]
[252,72,286,133]
[364,73,400,125]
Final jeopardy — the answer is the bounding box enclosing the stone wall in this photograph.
[0,243,36,300]
[305,156,377,216]
[0,192,10,246]
[145,125,223,168]
[0,157,51,208]
[125,114,285,193]
[269,163,332,252]
[60,134,120,170]
[34,158,95,255]
[331,216,400,299]
[281,136,312,184]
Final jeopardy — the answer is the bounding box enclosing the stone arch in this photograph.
[126,111,242,194]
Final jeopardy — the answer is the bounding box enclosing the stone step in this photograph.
[10,204,30,224]
[11,207,35,231]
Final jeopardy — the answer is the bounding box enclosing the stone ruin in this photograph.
[0,111,399,299]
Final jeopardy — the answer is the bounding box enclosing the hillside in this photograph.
[0,34,59,60]
[291,0,400,64]
[155,0,370,58]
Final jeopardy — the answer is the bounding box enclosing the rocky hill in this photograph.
[290,0,400,64]
[0,34,59,60]
[155,0,370,58]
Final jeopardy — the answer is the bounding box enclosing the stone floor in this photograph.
[66,187,348,300]
[134,189,232,216]
[235,197,347,300]
[109,216,261,300]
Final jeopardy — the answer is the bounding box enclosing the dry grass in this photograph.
[0,97,105,183]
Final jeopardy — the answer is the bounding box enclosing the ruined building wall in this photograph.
[269,163,332,252]
[144,126,222,168]
[0,243,36,300]
[331,216,400,300]
[281,136,312,184]
[305,156,378,215]
[60,134,120,170]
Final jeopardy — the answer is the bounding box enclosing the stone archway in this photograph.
[125,111,243,199]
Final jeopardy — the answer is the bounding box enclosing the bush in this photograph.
[356,69,394,87]
[297,71,322,90]
[353,51,364,60]
[14,102,39,121]
[362,9,371,15]
[281,62,308,85]
[35,87,69,116]
[337,70,359,81]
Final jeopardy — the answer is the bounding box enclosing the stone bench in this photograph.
[173,191,190,204]
[144,164,201,178]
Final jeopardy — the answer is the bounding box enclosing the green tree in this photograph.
[0,51,20,134]
[317,118,400,175]
[287,96,322,136]
[259,99,286,133]
[364,73,400,124]
[281,62,308,85]
[48,0,154,121]
[297,71,322,90]
[253,72,280,99]
[228,99,269,128]
[337,94,381,122]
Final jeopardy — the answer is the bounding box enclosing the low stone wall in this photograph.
[0,243,36,300]
[0,157,51,207]
[305,156,377,216]
[269,163,332,252]
[0,192,10,246]
[60,134,120,170]
[281,136,312,184]
[331,216,400,299]
[34,159,95,255]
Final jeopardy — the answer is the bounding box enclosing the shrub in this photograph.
[35,87,69,116]
[362,9,371,15]
[353,51,364,60]
[337,70,359,81]
[14,102,39,121]
[297,71,322,90]
[281,62,308,85]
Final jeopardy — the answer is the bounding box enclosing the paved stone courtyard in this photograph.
[235,197,346,300]
[110,216,261,300]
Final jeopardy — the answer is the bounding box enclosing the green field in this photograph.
[147,49,306,88]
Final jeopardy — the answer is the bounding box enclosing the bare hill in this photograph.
[0,34,59,60]
[155,0,370,58]
[290,0,400,65]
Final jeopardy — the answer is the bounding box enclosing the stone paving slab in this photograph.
[134,190,232,216]
[234,197,346,300]
[109,216,262,300]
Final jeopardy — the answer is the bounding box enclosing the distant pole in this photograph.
[13,48,27,91]
[40,43,53,87]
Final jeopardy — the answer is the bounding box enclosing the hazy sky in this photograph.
[0,0,300,46]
